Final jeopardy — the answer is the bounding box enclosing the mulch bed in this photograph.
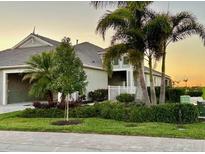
[51,120,82,126]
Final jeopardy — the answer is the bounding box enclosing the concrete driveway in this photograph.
[0,103,33,114]
[0,131,204,152]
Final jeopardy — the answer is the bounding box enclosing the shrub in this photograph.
[166,88,186,102]
[186,89,203,97]
[20,108,64,118]
[22,101,199,124]
[151,104,176,123]
[110,104,129,121]
[97,102,114,119]
[33,101,42,108]
[32,101,81,110]
[197,104,205,116]
[116,93,135,103]
[129,106,152,122]
[33,101,58,109]
[173,103,199,123]
[88,89,108,102]
[70,105,97,118]
[57,101,81,110]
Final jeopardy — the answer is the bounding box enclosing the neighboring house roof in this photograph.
[0,33,104,70]
[144,66,170,79]
[74,42,103,68]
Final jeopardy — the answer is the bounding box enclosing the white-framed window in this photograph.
[123,56,129,65]
[112,57,119,65]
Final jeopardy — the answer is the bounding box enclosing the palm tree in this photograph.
[144,14,172,104]
[159,12,205,103]
[96,2,173,105]
[91,1,128,9]
[96,2,169,104]
[23,51,55,103]
[96,2,159,105]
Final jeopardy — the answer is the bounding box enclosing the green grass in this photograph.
[1,111,205,139]
[202,87,205,99]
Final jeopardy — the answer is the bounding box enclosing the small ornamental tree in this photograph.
[52,37,87,121]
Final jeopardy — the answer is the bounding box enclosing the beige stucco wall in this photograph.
[84,67,108,94]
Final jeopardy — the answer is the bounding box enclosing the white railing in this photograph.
[108,86,136,100]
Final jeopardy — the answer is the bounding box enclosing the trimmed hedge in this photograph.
[186,89,203,97]
[20,108,64,118]
[116,93,135,103]
[88,89,108,102]
[166,88,186,102]
[20,102,199,124]
[147,87,203,103]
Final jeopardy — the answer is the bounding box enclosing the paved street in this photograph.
[0,131,204,152]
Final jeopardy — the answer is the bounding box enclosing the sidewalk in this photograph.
[0,131,204,152]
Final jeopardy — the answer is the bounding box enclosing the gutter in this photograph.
[0,64,105,71]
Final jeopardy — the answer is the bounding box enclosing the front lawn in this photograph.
[1,111,205,139]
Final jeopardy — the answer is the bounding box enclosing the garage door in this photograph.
[7,73,44,104]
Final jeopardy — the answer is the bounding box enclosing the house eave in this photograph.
[0,64,105,71]
[0,65,29,70]
[83,64,105,71]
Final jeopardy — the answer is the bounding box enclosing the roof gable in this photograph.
[13,33,59,49]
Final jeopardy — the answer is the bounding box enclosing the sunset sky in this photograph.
[0,1,205,87]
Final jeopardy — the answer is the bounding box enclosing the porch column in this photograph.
[126,70,129,86]
[57,92,62,102]
[2,72,8,105]
[130,69,134,87]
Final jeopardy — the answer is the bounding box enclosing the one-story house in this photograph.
[0,33,172,104]
[0,33,108,105]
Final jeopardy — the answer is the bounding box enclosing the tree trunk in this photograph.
[47,90,53,104]
[139,59,151,105]
[61,93,66,103]
[66,100,69,121]
[133,70,143,103]
[148,56,157,105]
[159,44,167,104]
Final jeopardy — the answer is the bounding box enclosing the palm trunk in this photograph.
[148,56,157,105]
[133,70,143,102]
[47,90,53,104]
[159,44,166,103]
[139,59,151,105]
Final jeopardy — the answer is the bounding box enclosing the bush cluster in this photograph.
[33,101,81,110]
[186,89,203,97]
[20,108,64,118]
[116,93,135,103]
[88,89,108,102]
[21,101,199,124]
[147,87,203,103]
[166,88,186,102]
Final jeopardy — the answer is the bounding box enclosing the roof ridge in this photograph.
[32,33,60,44]
[74,41,104,50]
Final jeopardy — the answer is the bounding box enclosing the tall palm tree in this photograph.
[23,51,55,103]
[96,2,159,105]
[159,12,205,103]
[91,1,128,9]
[144,14,172,104]
[96,2,172,105]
